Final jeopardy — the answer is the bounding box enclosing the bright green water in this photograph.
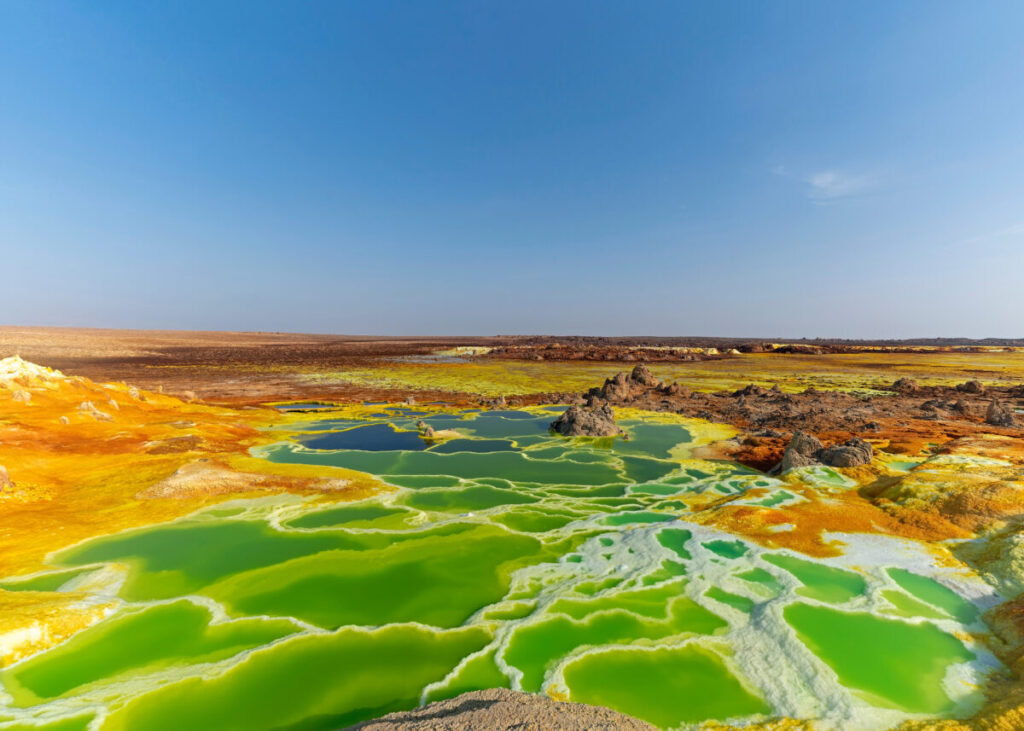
[287,502,412,529]
[563,645,770,727]
[882,589,950,620]
[762,553,867,604]
[655,528,692,559]
[0,569,94,593]
[101,625,491,731]
[887,568,979,623]
[0,407,994,730]
[734,567,783,597]
[705,587,754,613]
[3,601,298,706]
[784,603,974,713]
[704,539,749,559]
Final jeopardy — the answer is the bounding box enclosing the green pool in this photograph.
[0,407,996,730]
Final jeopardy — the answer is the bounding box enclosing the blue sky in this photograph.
[2,1,1023,337]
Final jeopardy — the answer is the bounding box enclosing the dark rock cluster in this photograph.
[892,377,920,393]
[549,403,623,437]
[776,430,874,472]
[987,399,1018,428]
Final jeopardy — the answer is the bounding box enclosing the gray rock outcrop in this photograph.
[892,378,920,393]
[818,437,873,467]
[590,365,663,402]
[629,364,661,388]
[986,399,1018,428]
[550,403,623,437]
[778,431,825,472]
[956,380,985,394]
[776,431,873,472]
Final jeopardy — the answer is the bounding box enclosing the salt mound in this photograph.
[139,461,352,499]
[0,356,66,385]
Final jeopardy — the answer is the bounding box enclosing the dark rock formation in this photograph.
[920,399,972,418]
[555,366,1021,473]
[818,437,873,467]
[415,420,436,438]
[778,431,825,472]
[659,382,691,397]
[987,399,1018,428]
[550,404,622,437]
[956,380,985,394]
[773,344,824,355]
[597,372,633,401]
[893,378,920,393]
[589,366,662,403]
[776,431,873,472]
[630,364,660,388]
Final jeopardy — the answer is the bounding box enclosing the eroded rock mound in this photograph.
[658,381,691,397]
[590,366,663,402]
[957,380,985,394]
[776,431,873,472]
[629,364,660,388]
[778,431,825,472]
[550,403,622,437]
[893,377,920,393]
[344,688,655,731]
[987,399,1018,428]
[597,371,633,401]
[818,437,873,467]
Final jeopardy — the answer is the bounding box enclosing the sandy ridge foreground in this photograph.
[342,688,656,730]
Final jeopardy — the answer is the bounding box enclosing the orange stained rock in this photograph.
[938,434,1024,464]
[870,459,1024,535]
[0,358,385,577]
[896,690,1024,730]
[690,488,971,558]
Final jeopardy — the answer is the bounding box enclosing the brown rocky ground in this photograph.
[564,365,1024,472]
[343,688,656,731]
[3,327,1021,407]
[0,327,506,405]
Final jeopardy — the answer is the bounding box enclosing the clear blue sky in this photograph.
[2,2,1023,337]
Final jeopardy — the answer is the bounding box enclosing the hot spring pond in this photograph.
[0,407,1002,730]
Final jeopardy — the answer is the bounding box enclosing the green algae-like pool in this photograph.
[0,407,1000,730]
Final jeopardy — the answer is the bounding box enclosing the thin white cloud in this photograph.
[988,222,1024,239]
[773,165,882,203]
[804,170,876,201]
[955,222,1024,249]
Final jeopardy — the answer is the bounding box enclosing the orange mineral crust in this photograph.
[0,589,116,667]
[688,488,966,558]
[0,357,384,577]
